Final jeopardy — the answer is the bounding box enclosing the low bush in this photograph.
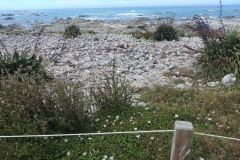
[186,15,240,79]
[64,24,81,38]
[0,49,52,82]
[132,31,153,40]
[89,67,133,110]
[87,30,97,34]
[153,23,178,41]
[93,37,99,41]
[0,72,90,135]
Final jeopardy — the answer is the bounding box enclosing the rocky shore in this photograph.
[0,17,239,90]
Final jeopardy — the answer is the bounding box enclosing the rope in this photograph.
[1,130,239,142]
[0,130,175,138]
[194,132,240,141]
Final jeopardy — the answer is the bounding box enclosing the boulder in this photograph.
[0,23,25,32]
[4,17,15,20]
[1,14,14,16]
[222,74,236,86]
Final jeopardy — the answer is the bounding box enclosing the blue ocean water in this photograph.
[0,5,240,28]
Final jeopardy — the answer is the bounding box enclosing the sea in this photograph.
[0,5,240,28]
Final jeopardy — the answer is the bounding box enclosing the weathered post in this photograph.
[170,121,194,160]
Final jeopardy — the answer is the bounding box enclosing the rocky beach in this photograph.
[0,16,240,90]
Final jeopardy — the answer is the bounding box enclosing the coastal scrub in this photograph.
[153,23,178,41]
[64,24,81,38]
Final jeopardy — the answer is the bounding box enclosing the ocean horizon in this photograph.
[1,5,240,28]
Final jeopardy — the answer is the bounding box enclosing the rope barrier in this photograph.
[194,132,240,141]
[0,130,175,138]
[1,130,239,142]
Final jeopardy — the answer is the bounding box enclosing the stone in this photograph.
[185,82,193,87]
[137,102,147,107]
[222,74,236,86]
[207,81,220,87]
[0,31,202,90]
[175,84,186,89]
[4,17,15,20]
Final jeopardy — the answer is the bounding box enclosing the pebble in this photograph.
[0,33,202,90]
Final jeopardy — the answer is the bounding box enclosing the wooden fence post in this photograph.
[170,121,194,160]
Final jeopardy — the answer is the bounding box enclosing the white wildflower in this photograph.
[110,156,114,160]
[67,151,70,156]
[134,128,138,131]
[148,121,151,124]
[103,124,107,127]
[82,152,87,156]
[136,135,140,138]
[64,139,68,142]
[175,114,179,118]
[116,115,119,120]
[95,118,100,122]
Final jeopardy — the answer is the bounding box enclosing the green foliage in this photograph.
[89,67,133,110]
[87,30,97,34]
[153,23,178,41]
[186,15,240,79]
[199,28,240,79]
[132,31,153,40]
[127,25,133,29]
[5,30,28,35]
[64,24,81,38]
[1,83,240,159]
[0,73,90,135]
[0,49,52,82]
[93,37,99,41]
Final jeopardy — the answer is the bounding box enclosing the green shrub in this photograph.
[132,32,153,40]
[0,73,90,135]
[87,30,97,34]
[0,49,52,82]
[89,67,133,110]
[201,28,240,78]
[64,24,81,38]
[153,23,178,41]
[187,15,240,79]
[93,37,99,41]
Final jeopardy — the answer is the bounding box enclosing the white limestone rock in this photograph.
[207,81,220,87]
[222,74,236,86]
